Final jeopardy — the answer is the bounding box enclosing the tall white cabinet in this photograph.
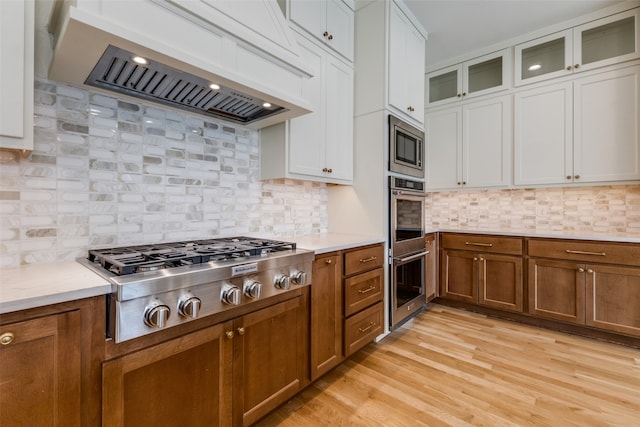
[515,65,640,185]
[0,0,34,153]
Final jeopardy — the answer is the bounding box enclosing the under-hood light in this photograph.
[262,102,272,108]
[209,83,220,90]
[132,56,148,65]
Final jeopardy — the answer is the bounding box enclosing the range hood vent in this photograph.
[87,46,285,125]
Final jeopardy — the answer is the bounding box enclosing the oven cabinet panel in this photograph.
[310,252,344,381]
[425,233,438,301]
[344,301,384,357]
[0,311,81,426]
[440,250,478,303]
[586,264,640,336]
[233,295,308,426]
[102,322,233,427]
[528,259,586,324]
[478,254,523,312]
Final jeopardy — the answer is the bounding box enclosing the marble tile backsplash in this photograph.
[426,185,640,236]
[0,79,328,267]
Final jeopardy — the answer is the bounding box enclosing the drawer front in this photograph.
[344,301,383,357]
[441,233,523,255]
[528,239,640,267]
[344,268,383,317]
[344,244,384,276]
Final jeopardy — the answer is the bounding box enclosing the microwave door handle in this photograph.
[393,250,430,264]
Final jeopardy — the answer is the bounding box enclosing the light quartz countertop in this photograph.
[0,261,111,314]
[429,227,640,244]
[295,233,386,254]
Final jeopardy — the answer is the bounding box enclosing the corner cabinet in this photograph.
[388,1,426,123]
[515,8,640,86]
[514,65,640,186]
[0,0,34,153]
[426,95,512,190]
[261,29,353,184]
[290,0,354,61]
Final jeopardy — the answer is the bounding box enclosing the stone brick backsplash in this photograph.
[426,185,640,236]
[0,79,328,267]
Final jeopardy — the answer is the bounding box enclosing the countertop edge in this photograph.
[295,234,386,254]
[0,285,112,315]
[428,228,640,244]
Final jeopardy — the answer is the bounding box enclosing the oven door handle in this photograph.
[393,250,430,264]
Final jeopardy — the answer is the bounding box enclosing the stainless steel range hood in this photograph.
[48,0,314,129]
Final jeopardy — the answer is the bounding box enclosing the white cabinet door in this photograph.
[289,35,325,177]
[462,96,511,188]
[324,54,353,181]
[514,82,573,185]
[388,1,425,125]
[426,107,462,190]
[289,0,326,43]
[574,65,640,183]
[325,0,354,61]
[0,0,34,151]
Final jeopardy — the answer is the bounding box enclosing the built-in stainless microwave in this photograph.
[389,115,425,179]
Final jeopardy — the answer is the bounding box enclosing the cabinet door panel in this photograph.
[515,29,573,86]
[426,106,461,189]
[326,0,354,60]
[405,19,425,121]
[479,254,523,312]
[514,82,573,185]
[425,234,438,301]
[440,250,477,303]
[290,0,325,42]
[586,264,640,336]
[325,54,354,181]
[311,253,343,380]
[0,311,81,426]
[234,296,307,426]
[463,96,511,188]
[528,259,585,324]
[574,65,640,183]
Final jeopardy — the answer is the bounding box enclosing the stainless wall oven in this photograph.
[389,115,425,179]
[389,177,427,329]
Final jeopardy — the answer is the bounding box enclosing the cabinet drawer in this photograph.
[344,244,384,276]
[441,233,523,255]
[528,239,640,267]
[344,268,383,317]
[344,301,383,357]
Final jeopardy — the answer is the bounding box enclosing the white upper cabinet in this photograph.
[0,0,34,152]
[427,49,511,107]
[426,95,512,190]
[389,2,426,123]
[515,8,640,86]
[514,65,640,185]
[290,0,354,61]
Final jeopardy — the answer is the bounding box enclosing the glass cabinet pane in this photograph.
[429,70,458,103]
[468,57,503,93]
[521,37,566,80]
[582,16,635,65]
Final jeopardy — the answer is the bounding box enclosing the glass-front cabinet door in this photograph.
[516,8,639,86]
[427,49,510,106]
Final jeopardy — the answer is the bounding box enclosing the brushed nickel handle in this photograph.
[358,285,376,294]
[578,268,585,273]
[358,322,375,333]
[465,242,493,247]
[393,250,429,264]
[0,332,15,346]
[326,259,333,264]
[566,250,606,256]
[225,331,234,339]
[360,256,377,263]
[237,327,245,336]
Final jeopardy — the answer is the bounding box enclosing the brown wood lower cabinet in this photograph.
[103,294,308,427]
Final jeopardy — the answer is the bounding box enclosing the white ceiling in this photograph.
[403,0,626,68]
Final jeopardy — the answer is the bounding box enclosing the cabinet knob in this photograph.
[322,167,328,172]
[323,31,329,38]
[574,175,580,179]
[566,175,572,180]
[574,64,580,69]
[462,181,466,185]
[457,182,461,185]
[457,93,462,98]
[328,34,333,41]
[237,327,245,335]
[225,331,234,339]
[407,106,415,112]
[0,332,15,346]
[587,269,594,274]
[326,259,333,264]
[566,65,572,70]
[473,257,478,261]
[578,268,585,273]
[327,168,333,173]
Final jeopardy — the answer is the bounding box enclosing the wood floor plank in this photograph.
[256,304,640,426]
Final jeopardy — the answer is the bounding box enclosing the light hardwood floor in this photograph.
[256,304,640,426]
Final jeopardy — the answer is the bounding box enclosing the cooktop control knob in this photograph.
[243,280,262,299]
[144,302,171,328]
[291,271,307,286]
[178,294,201,318]
[221,285,240,305]
[274,275,290,290]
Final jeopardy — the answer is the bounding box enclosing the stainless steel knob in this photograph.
[144,303,171,328]
[274,275,290,290]
[291,271,307,286]
[243,280,262,299]
[178,294,201,318]
[220,285,240,305]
